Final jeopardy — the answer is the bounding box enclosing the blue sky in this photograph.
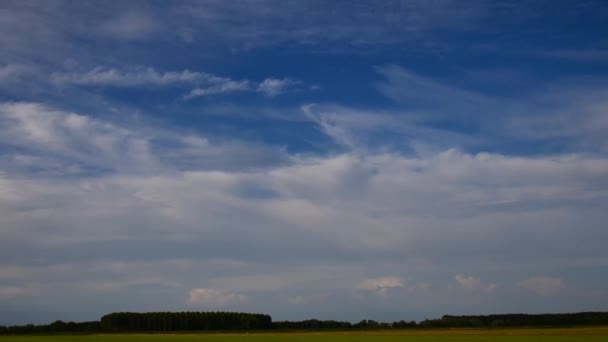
[1,0,608,325]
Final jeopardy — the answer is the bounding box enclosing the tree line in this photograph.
[271,319,417,330]
[417,312,608,328]
[0,320,101,334]
[2,311,608,334]
[100,312,272,331]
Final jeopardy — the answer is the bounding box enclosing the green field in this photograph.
[2,327,608,342]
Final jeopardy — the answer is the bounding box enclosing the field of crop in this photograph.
[2,327,608,342]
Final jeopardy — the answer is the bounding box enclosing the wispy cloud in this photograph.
[51,67,229,87]
[49,67,301,98]
[184,81,251,98]
[185,77,300,99]
[372,64,608,153]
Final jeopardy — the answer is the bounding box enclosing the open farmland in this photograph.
[2,327,608,342]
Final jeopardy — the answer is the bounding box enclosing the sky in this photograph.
[1,0,608,325]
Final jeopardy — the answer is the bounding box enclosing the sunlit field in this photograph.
[3,327,608,342]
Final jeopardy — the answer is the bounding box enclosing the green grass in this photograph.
[2,327,608,342]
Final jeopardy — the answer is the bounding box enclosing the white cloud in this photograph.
[373,65,608,153]
[357,277,404,296]
[188,288,247,306]
[257,78,298,97]
[185,77,300,99]
[454,274,496,294]
[1,101,607,323]
[301,104,412,149]
[0,102,158,173]
[51,67,219,87]
[49,67,301,99]
[518,277,566,296]
[184,80,251,98]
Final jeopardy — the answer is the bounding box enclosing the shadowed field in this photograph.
[2,327,608,342]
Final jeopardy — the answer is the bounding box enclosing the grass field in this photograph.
[2,327,608,342]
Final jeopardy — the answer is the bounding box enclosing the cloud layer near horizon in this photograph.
[1,97,607,323]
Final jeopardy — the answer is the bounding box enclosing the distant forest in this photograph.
[2,311,608,334]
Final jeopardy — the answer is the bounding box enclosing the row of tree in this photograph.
[100,312,272,331]
[271,319,417,330]
[417,312,608,328]
[2,311,608,334]
[0,320,100,334]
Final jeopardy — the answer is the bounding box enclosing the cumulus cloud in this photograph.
[518,277,566,296]
[188,288,247,307]
[454,274,496,294]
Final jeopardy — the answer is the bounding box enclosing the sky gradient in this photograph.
[1,0,608,325]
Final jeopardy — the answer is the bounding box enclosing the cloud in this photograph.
[545,49,608,63]
[99,11,160,40]
[257,78,299,97]
[1,101,608,323]
[188,288,247,307]
[357,277,404,296]
[301,103,471,150]
[0,102,291,175]
[1,1,608,325]
[49,67,301,98]
[185,77,300,99]
[454,274,496,294]
[0,102,158,174]
[184,81,251,98]
[180,1,489,50]
[518,277,566,296]
[372,65,608,153]
[0,64,32,84]
[51,67,224,87]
